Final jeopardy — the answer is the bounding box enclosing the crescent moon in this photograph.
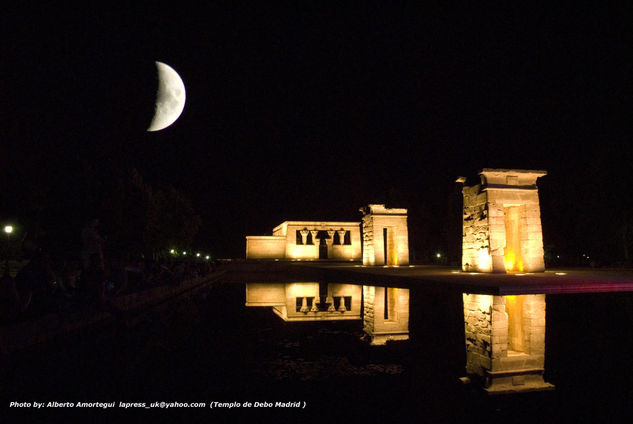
[147,61,186,132]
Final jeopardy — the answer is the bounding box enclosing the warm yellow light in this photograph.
[183,251,187,255]
[196,253,201,257]
[555,272,567,276]
[4,225,13,234]
[504,251,524,273]
[170,249,175,254]
[504,206,524,272]
[436,253,441,258]
[477,249,492,271]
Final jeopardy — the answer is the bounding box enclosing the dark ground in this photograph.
[2,272,633,422]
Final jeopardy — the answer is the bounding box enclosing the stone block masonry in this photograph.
[360,204,409,266]
[461,169,547,273]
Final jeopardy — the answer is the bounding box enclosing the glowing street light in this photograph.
[170,249,175,254]
[196,253,201,257]
[205,255,210,260]
[3,224,13,276]
[183,251,187,256]
[436,253,441,258]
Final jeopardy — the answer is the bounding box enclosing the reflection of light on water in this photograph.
[451,271,460,274]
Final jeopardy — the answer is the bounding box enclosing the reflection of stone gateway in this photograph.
[463,293,554,393]
[362,286,410,345]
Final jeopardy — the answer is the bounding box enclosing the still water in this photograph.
[2,279,633,420]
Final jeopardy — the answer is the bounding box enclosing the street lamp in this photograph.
[4,225,14,276]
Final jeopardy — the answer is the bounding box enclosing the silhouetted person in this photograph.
[0,274,25,323]
[83,253,105,307]
[14,238,56,315]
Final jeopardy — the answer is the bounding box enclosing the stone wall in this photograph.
[245,221,362,260]
[360,204,409,266]
[461,169,546,273]
[245,236,286,259]
[462,186,491,272]
[362,215,375,265]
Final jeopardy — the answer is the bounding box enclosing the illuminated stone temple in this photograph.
[463,293,553,393]
[360,204,409,266]
[460,169,547,273]
[245,221,361,260]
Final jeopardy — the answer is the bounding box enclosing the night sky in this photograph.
[1,3,631,261]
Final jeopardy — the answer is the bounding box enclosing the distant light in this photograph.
[196,253,201,257]
[3,225,13,234]
[515,273,526,276]
[451,271,460,274]
[556,255,560,258]
[183,251,187,255]
[170,249,175,254]
[555,272,567,276]
[205,255,210,260]
[436,253,441,258]
[409,265,415,268]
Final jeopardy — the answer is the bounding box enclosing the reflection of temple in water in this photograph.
[245,282,409,344]
[463,293,553,393]
[362,286,410,345]
[245,283,362,321]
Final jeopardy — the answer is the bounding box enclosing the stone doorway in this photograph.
[319,237,328,259]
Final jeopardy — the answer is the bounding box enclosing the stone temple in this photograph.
[460,169,553,393]
[245,204,409,265]
[359,204,409,266]
[460,169,547,273]
[245,221,362,260]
